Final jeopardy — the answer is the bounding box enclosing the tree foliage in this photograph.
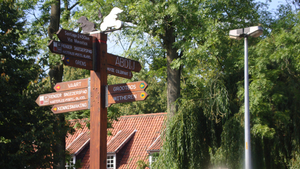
[0,0,68,168]
[2,0,300,168]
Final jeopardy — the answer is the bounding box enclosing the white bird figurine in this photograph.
[100,7,124,32]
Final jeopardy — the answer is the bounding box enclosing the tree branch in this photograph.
[68,2,80,11]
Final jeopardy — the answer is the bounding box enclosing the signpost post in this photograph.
[36,29,148,169]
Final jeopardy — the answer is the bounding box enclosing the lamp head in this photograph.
[245,26,263,38]
[229,26,263,40]
[229,28,244,40]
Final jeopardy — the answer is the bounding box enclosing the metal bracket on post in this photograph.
[105,85,108,108]
[93,37,97,71]
[88,77,91,109]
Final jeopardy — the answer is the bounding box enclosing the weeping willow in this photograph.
[152,76,231,169]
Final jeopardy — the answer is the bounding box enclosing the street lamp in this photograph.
[229,26,263,169]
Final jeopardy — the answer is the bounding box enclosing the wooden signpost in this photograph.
[54,78,89,92]
[62,56,94,70]
[57,28,93,48]
[51,100,90,114]
[36,29,148,169]
[48,40,93,60]
[35,88,89,106]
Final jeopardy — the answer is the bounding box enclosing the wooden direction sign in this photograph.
[54,78,89,92]
[107,65,133,79]
[107,53,142,72]
[48,40,93,60]
[107,91,148,106]
[57,29,93,48]
[107,81,148,95]
[36,88,89,106]
[63,56,93,70]
[51,100,89,114]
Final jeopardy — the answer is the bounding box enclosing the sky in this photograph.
[107,0,291,55]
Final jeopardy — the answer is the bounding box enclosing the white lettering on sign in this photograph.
[68,82,82,88]
[77,34,90,41]
[107,67,115,72]
[113,85,136,92]
[63,89,87,97]
[47,93,63,99]
[61,43,72,49]
[65,31,77,38]
[75,60,87,67]
[62,50,74,56]
[67,37,73,43]
[74,52,92,59]
[57,102,88,111]
[115,57,136,70]
[116,69,129,76]
[74,46,92,54]
[113,94,137,101]
[74,39,88,46]
[49,96,87,104]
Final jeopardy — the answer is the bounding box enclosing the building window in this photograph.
[65,155,76,169]
[149,152,159,168]
[107,154,116,169]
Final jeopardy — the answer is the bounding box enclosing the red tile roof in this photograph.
[147,135,161,153]
[107,129,136,153]
[66,119,90,148]
[66,113,167,169]
[67,131,90,155]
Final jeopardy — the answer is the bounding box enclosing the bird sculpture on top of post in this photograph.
[77,7,124,34]
[100,7,124,32]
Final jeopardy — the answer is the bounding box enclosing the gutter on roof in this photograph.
[107,129,137,154]
[75,138,90,156]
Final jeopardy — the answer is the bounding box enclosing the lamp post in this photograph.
[229,26,263,169]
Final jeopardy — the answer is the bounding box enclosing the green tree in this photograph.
[0,0,63,168]
[247,6,300,168]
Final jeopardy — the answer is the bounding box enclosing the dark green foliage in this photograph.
[0,0,70,168]
[153,100,210,169]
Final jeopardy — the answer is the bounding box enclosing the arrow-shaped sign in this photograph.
[48,40,93,60]
[107,53,142,72]
[35,88,89,106]
[107,81,148,95]
[107,91,148,106]
[54,78,89,92]
[52,100,89,114]
[62,56,94,70]
[57,29,93,48]
[107,65,133,79]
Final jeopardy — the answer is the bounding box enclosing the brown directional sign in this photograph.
[62,56,93,70]
[57,29,93,48]
[107,53,141,72]
[51,100,89,114]
[54,78,89,92]
[48,40,93,60]
[107,91,148,106]
[107,81,147,95]
[35,88,89,106]
[107,65,133,79]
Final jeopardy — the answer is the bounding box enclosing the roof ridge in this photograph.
[114,129,137,153]
[66,131,86,150]
[107,130,122,145]
[68,118,89,123]
[75,138,90,155]
[147,135,161,150]
[119,112,167,118]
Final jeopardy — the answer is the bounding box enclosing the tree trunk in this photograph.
[164,21,181,117]
[48,1,66,168]
[48,0,60,39]
[49,64,65,169]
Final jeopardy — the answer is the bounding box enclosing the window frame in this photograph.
[149,152,159,168]
[107,153,116,169]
